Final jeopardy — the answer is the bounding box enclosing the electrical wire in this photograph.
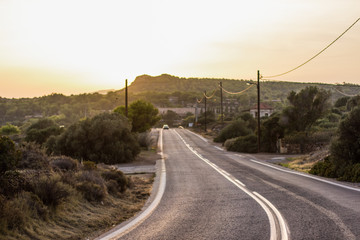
[332,87,358,97]
[204,88,218,99]
[262,17,360,79]
[219,83,255,95]
[196,96,204,103]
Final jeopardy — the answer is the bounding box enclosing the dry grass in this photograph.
[278,149,330,173]
[0,174,154,240]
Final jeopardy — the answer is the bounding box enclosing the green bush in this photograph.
[54,112,140,164]
[25,118,63,145]
[0,136,21,174]
[0,123,20,136]
[50,156,78,171]
[226,134,257,153]
[214,119,252,143]
[309,156,336,178]
[101,170,128,194]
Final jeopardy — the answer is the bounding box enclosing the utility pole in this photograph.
[195,101,198,125]
[257,70,261,153]
[220,82,223,124]
[204,91,207,132]
[125,79,128,117]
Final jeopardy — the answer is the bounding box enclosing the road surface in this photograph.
[99,128,360,240]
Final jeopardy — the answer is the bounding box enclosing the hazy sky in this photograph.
[0,0,359,98]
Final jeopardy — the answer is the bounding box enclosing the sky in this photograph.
[0,0,359,98]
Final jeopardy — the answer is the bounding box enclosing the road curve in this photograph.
[98,128,360,240]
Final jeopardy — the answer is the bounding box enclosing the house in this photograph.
[250,103,274,118]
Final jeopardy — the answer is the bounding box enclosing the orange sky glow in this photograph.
[0,0,359,98]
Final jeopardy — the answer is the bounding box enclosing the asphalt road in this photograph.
[101,128,360,240]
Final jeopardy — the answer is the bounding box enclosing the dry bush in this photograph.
[82,161,97,171]
[76,171,106,202]
[0,171,29,197]
[31,174,71,208]
[50,156,78,171]
[101,170,128,195]
[18,142,49,170]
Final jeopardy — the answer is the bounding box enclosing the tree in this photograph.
[114,100,160,133]
[330,107,360,177]
[25,118,63,145]
[53,112,140,164]
[261,113,284,152]
[162,110,179,127]
[282,86,331,132]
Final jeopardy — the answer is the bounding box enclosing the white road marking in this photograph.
[174,130,289,240]
[184,129,208,142]
[250,159,360,192]
[214,146,224,151]
[97,129,166,240]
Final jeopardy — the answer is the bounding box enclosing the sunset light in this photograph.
[0,0,359,98]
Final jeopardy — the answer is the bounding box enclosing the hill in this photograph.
[127,74,360,104]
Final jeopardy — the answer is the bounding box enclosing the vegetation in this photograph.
[214,119,252,143]
[114,100,161,133]
[0,137,154,239]
[50,112,140,164]
[310,106,360,182]
[281,86,331,133]
[25,118,63,145]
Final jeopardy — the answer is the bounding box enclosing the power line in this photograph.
[263,17,360,79]
[219,83,255,95]
[332,87,358,97]
[203,88,218,99]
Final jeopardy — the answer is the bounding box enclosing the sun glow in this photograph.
[0,0,359,98]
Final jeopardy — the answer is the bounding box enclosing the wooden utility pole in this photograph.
[220,82,223,124]
[204,91,207,132]
[257,70,261,153]
[125,79,128,117]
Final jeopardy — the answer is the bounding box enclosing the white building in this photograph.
[250,103,274,118]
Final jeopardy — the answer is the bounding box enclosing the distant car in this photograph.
[162,124,169,129]
[178,126,184,129]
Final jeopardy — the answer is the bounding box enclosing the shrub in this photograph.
[101,170,128,194]
[138,132,151,149]
[309,156,336,178]
[0,123,20,135]
[76,171,106,202]
[50,156,78,171]
[0,170,28,197]
[54,113,140,164]
[32,175,70,208]
[214,119,252,143]
[83,160,97,170]
[76,182,106,202]
[226,134,257,153]
[25,118,63,145]
[0,136,21,174]
[338,164,360,182]
[18,142,49,170]
[0,194,29,231]
[224,138,237,150]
